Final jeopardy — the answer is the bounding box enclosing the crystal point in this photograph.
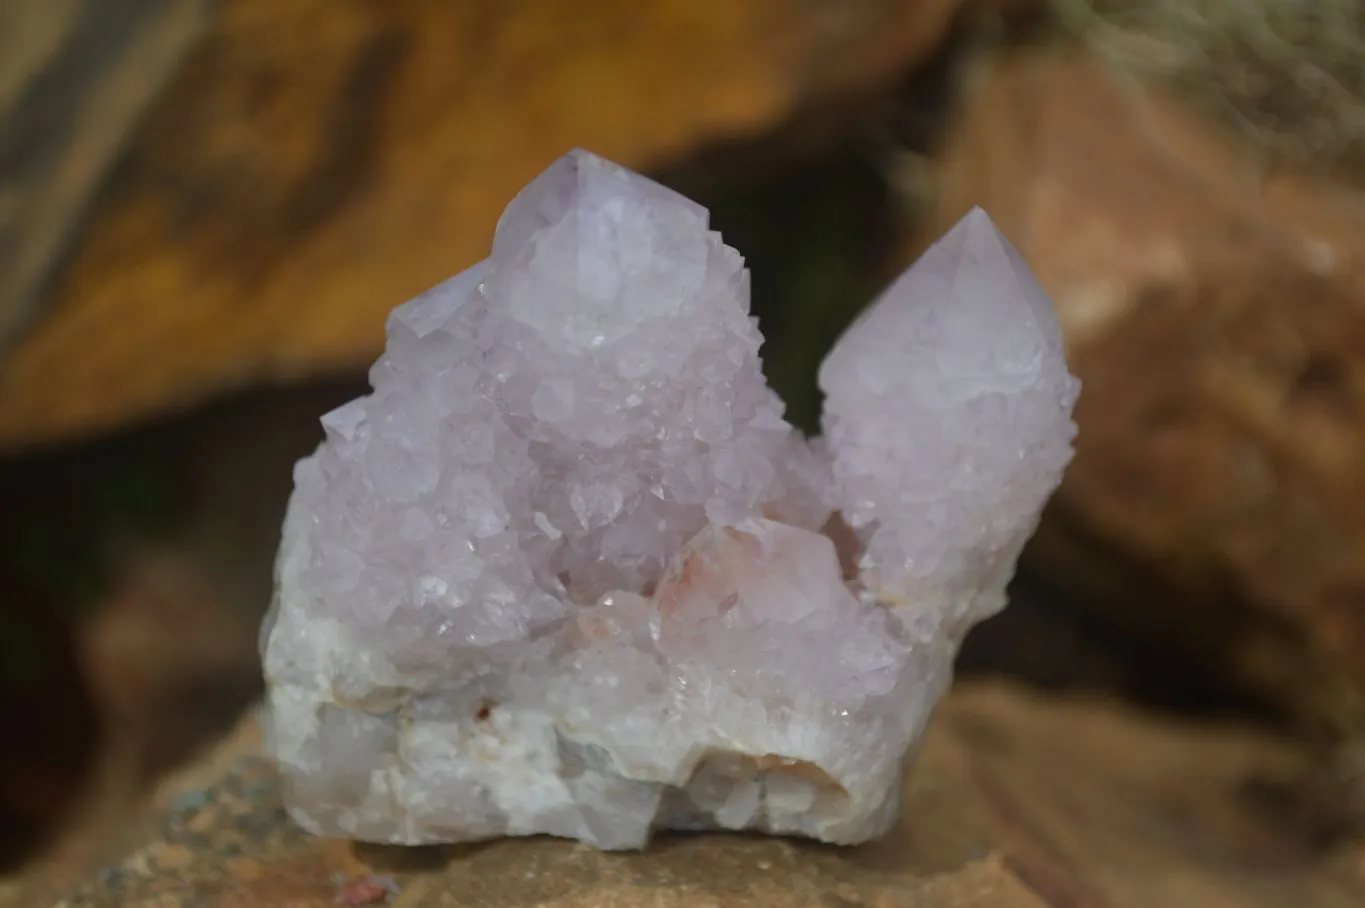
[261,163,1077,851]
[820,207,1079,625]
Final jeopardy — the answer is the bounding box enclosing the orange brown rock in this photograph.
[913,46,1365,736]
[0,0,985,451]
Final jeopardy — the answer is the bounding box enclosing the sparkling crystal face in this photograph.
[260,149,1079,850]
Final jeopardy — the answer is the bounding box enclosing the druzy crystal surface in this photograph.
[260,150,1080,850]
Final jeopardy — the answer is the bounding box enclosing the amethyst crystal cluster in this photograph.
[260,150,1079,850]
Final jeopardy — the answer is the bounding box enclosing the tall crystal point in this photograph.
[820,208,1080,630]
[260,151,1079,852]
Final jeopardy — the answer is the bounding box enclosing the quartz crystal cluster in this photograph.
[260,149,1080,850]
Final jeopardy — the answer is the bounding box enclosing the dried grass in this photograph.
[1050,0,1365,173]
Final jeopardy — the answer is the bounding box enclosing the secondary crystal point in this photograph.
[260,152,1078,851]
[820,207,1080,627]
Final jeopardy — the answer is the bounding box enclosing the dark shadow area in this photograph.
[961,560,1285,723]
[0,376,364,870]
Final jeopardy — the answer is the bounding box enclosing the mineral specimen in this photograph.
[260,149,1080,850]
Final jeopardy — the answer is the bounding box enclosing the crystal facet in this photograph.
[260,150,1079,850]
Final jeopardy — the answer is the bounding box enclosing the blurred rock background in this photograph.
[2,0,1365,905]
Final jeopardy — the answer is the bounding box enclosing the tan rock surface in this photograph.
[911,46,1365,740]
[17,682,1360,907]
[0,0,210,356]
[0,0,1001,452]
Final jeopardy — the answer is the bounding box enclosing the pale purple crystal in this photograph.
[260,151,1078,850]
[820,208,1080,632]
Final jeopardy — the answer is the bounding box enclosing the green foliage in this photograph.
[0,608,47,690]
[702,160,887,435]
[0,450,181,688]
